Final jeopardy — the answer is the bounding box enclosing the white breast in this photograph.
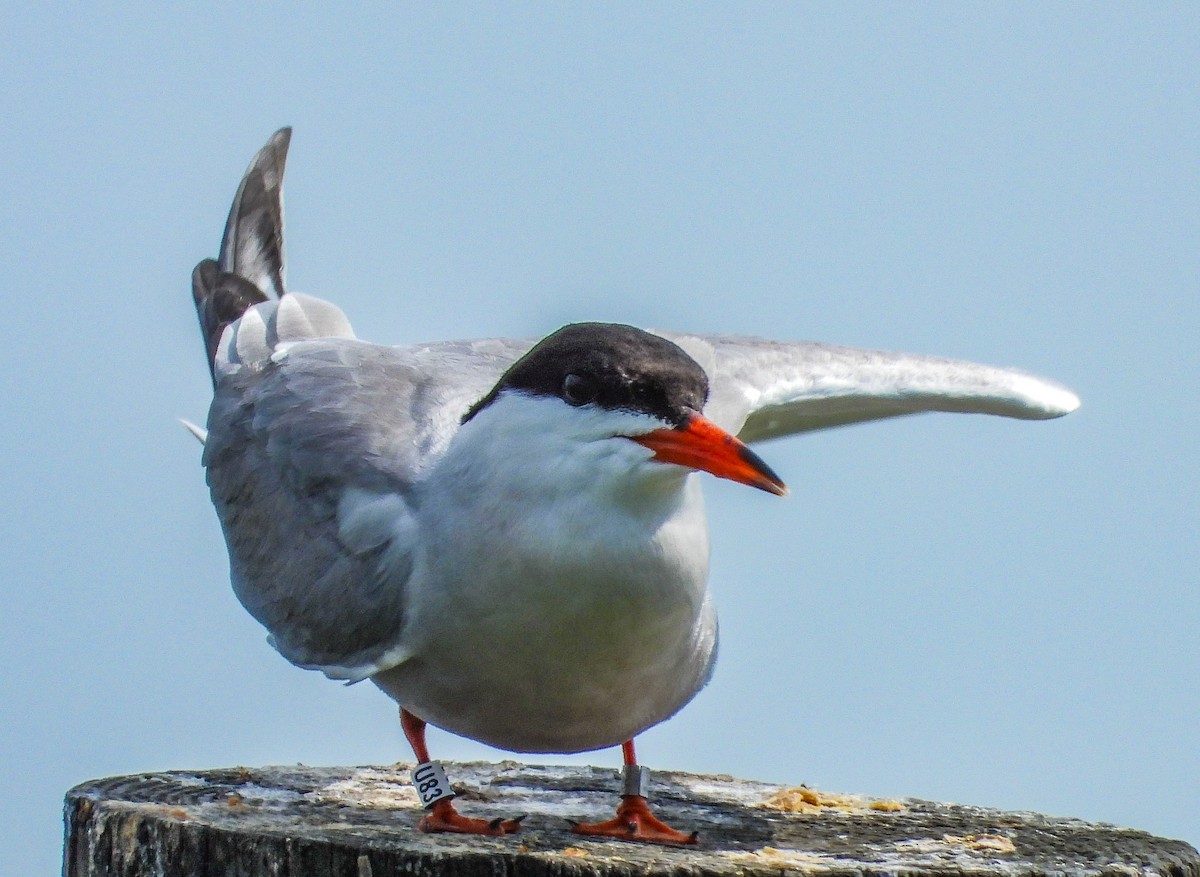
[371,394,719,753]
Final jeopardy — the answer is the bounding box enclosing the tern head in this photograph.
[462,323,787,497]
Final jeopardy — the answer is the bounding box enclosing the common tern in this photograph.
[188,128,1079,844]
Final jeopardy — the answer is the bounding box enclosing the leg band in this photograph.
[622,764,650,797]
[411,761,456,809]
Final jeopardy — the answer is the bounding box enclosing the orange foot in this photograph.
[571,795,698,845]
[418,798,525,836]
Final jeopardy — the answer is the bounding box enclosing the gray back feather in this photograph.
[204,335,532,677]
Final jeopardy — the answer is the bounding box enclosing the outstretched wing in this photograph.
[659,333,1080,443]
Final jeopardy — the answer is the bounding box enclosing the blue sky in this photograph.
[1,5,1196,872]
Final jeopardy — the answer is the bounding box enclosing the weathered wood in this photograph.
[64,762,1197,877]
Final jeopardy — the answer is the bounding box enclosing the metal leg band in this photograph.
[622,764,650,797]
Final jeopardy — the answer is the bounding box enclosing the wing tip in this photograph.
[1014,375,1081,419]
[218,126,293,296]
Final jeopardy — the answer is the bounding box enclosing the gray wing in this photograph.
[658,333,1080,442]
[205,319,530,682]
[194,129,537,681]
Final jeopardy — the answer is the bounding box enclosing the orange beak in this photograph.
[629,413,788,496]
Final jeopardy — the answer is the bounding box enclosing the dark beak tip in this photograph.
[739,446,787,497]
[758,478,788,497]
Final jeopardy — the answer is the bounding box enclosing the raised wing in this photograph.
[192,128,291,381]
[218,127,289,301]
[660,333,1080,443]
[192,128,538,682]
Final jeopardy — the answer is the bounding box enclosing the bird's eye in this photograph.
[562,373,598,406]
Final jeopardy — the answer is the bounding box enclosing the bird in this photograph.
[187,128,1079,844]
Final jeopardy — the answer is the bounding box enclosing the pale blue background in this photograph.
[1,5,1196,873]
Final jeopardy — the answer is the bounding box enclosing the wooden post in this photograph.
[64,762,1197,876]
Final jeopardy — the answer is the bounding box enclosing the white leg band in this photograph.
[411,761,456,809]
[622,764,650,797]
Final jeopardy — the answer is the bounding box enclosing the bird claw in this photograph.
[571,795,698,846]
[488,814,527,831]
[418,800,523,836]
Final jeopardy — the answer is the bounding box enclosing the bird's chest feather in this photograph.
[376,411,720,750]
[382,482,716,751]
[410,480,711,670]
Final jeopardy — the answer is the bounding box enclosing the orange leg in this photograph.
[401,709,523,836]
[571,740,698,845]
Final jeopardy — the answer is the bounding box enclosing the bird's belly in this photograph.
[373,530,715,753]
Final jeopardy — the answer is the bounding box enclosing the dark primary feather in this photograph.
[218,127,290,298]
[192,127,292,383]
[191,259,268,382]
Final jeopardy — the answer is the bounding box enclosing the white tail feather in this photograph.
[274,292,355,343]
[233,301,274,365]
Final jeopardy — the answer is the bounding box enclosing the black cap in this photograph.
[464,323,709,427]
